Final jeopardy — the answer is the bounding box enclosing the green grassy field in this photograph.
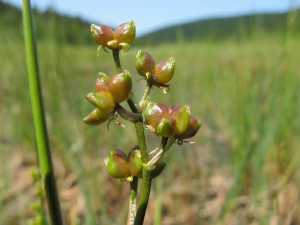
[1,30,300,224]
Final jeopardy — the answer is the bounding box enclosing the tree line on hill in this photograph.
[0,0,299,46]
[0,1,92,45]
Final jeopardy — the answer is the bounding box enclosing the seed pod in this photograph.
[86,91,115,114]
[127,148,142,177]
[91,24,114,47]
[83,108,110,125]
[109,148,127,158]
[94,72,110,92]
[178,117,202,139]
[155,117,176,137]
[154,57,175,84]
[105,149,130,179]
[171,105,190,135]
[114,21,136,45]
[108,70,132,104]
[135,50,155,79]
[144,102,169,131]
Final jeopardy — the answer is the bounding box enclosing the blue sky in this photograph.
[5,0,300,36]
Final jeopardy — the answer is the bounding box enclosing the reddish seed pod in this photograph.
[144,102,169,131]
[108,70,132,104]
[91,24,114,47]
[135,50,156,79]
[178,117,202,139]
[154,57,175,84]
[94,72,110,92]
[114,21,136,45]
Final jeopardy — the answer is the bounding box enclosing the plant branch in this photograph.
[22,0,63,224]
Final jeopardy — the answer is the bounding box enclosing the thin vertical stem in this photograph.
[127,177,138,225]
[22,0,63,224]
[141,82,152,103]
[134,167,152,225]
[112,49,122,73]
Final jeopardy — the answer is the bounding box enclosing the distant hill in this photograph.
[1,1,299,45]
[134,9,300,46]
[0,0,92,45]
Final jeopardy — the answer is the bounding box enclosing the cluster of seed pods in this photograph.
[84,21,202,180]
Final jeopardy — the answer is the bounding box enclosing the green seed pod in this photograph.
[91,24,114,47]
[114,21,136,46]
[135,50,155,79]
[155,117,176,137]
[105,149,130,179]
[83,107,110,125]
[86,91,116,114]
[108,70,132,104]
[154,57,175,84]
[171,105,191,135]
[178,117,202,139]
[144,102,168,131]
[127,148,142,177]
[94,72,110,92]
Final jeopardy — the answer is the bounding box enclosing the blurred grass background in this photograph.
[1,1,300,224]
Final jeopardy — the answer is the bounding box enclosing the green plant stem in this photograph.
[22,0,63,224]
[134,166,152,225]
[141,82,152,102]
[127,176,138,225]
[112,49,122,73]
[112,48,152,225]
[138,82,152,112]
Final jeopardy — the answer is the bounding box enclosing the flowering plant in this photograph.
[84,20,202,225]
